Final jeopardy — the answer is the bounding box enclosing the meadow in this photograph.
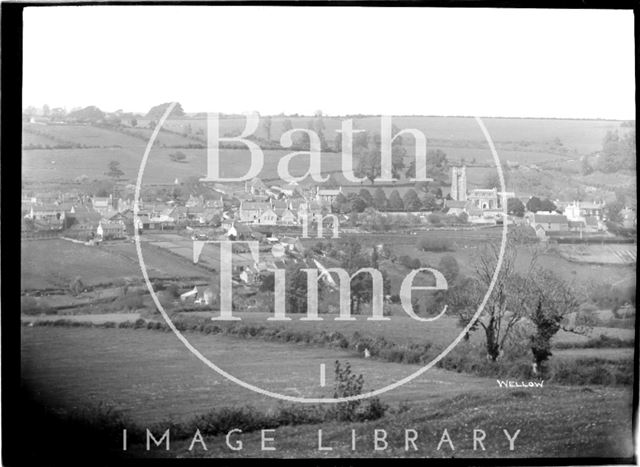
[21,326,492,424]
[155,115,624,155]
[20,326,635,458]
[20,238,210,290]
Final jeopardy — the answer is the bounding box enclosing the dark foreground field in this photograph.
[19,326,635,459]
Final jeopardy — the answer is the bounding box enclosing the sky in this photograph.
[23,6,635,119]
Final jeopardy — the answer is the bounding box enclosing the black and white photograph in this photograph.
[2,3,638,464]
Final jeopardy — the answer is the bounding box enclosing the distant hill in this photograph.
[145,102,185,120]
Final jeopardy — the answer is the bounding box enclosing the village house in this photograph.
[620,207,637,229]
[297,200,324,223]
[257,207,278,225]
[316,186,343,205]
[564,200,605,221]
[245,178,268,196]
[185,194,205,209]
[238,201,272,223]
[91,194,117,216]
[443,200,467,216]
[526,212,569,232]
[96,219,126,240]
[563,200,606,231]
[277,208,298,225]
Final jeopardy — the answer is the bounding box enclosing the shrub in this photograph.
[169,151,187,162]
[331,360,388,422]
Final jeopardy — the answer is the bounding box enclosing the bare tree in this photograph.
[449,239,539,361]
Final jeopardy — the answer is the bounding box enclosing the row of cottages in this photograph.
[237,199,327,226]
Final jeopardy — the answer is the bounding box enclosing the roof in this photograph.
[260,208,277,217]
[469,189,497,195]
[580,202,604,210]
[534,214,568,224]
[241,201,271,211]
[31,204,65,212]
[317,189,342,196]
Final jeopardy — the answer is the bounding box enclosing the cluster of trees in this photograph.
[447,239,584,374]
[525,196,557,213]
[105,160,124,179]
[278,112,331,151]
[353,126,407,182]
[263,239,390,316]
[597,127,636,173]
[405,149,450,185]
[333,187,445,214]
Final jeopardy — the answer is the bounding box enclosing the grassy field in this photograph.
[21,238,210,289]
[156,116,624,155]
[22,146,350,185]
[23,123,147,148]
[22,116,628,188]
[21,326,634,458]
[164,386,634,458]
[21,326,492,424]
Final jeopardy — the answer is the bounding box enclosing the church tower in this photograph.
[450,167,459,201]
[450,166,468,201]
[458,165,467,201]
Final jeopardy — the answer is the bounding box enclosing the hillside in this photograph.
[21,117,632,199]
